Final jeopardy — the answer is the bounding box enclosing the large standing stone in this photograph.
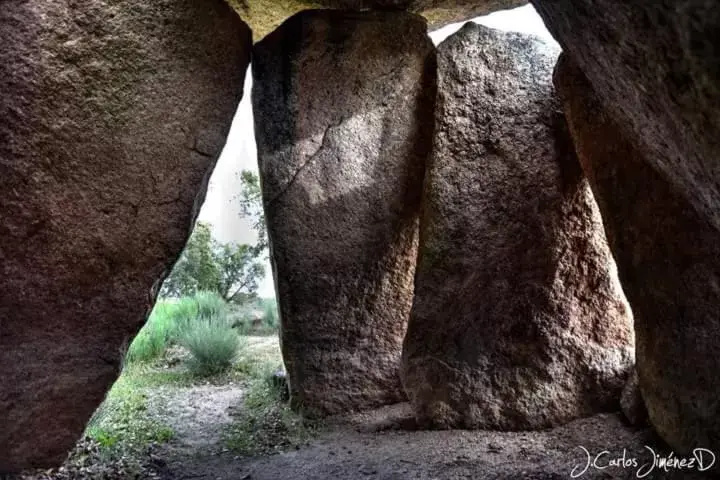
[0,0,250,471]
[555,54,720,454]
[400,23,634,430]
[252,10,436,416]
[531,0,720,231]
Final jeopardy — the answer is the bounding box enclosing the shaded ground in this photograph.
[148,384,244,455]
[148,336,283,457]
[161,404,708,480]
[14,335,713,480]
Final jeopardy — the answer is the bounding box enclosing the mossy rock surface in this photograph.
[228,0,527,40]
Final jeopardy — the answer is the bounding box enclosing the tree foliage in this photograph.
[161,222,265,304]
[236,170,268,256]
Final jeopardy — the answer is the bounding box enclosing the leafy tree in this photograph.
[236,170,268,256]
[161,222,265,304]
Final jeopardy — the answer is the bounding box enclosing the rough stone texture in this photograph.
[620,370,648,427]
[400,23,634,430]
[531,0,720,231]
[228,0,527,39]
[0,0,250,472]
[312,0,529,29]
[555,54,720,455]
[252,10,436,417]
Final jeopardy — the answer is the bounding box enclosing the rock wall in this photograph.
[531,0,720,231]
[0,0,251,471]
[252,10,436,416]
[400,23,634,429]
[555,53,720,455]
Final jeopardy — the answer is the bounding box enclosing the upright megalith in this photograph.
[0,0,250,471]
[400,23,634,430]
[252,10,436,416]
[531,0,720,232]
[555,53,720,455]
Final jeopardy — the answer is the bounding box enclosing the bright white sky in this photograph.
[196,4,557,298]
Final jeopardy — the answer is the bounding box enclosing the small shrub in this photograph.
[181,316,242,377]
[172,291,229,338]
[193,291,229,320]
[262,300,279,330]
[125,292,232,365]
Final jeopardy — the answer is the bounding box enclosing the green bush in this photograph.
[172,291,229,335]
[125,291,234,365]
[194,291,229,320]
[181,315,242,377]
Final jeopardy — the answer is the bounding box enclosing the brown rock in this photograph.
[531,0,720,230]
[252,10,436,416]
[400,23,634,430]
[230,0,527,39]
[555,53,720,454]
[311,0,529,29]
[620,370,648,427]
[0,0,250,471]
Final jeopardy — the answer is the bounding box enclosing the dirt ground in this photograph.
[157,401,708,480]
[13,336,713,480]
[148,383,244,455]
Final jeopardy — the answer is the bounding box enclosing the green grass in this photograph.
[85,331,317,467]
[181,317,243,377]
[125,301,176,363]
[85,369,175,454]
[222,372,317,456]
[125,291,235,365]
[222,339,319,456]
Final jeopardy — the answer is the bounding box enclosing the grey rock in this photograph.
[0,0,250,471]
[252,10,436,417]
[400,23,635,430]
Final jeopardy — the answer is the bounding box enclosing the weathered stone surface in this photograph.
[531,0,720,231]
[312,0,529,29]
[0,0,250,471]
[555,54,720,454]
[400,23,634,430]
[229,0,527,39]
[252,10,436,416]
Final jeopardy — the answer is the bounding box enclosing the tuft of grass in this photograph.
[125,291,233,365]
[172,290,229,337]
[181,316,243,377]
[125,301,177,364]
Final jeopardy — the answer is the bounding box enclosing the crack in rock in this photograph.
[266,116,347,206]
